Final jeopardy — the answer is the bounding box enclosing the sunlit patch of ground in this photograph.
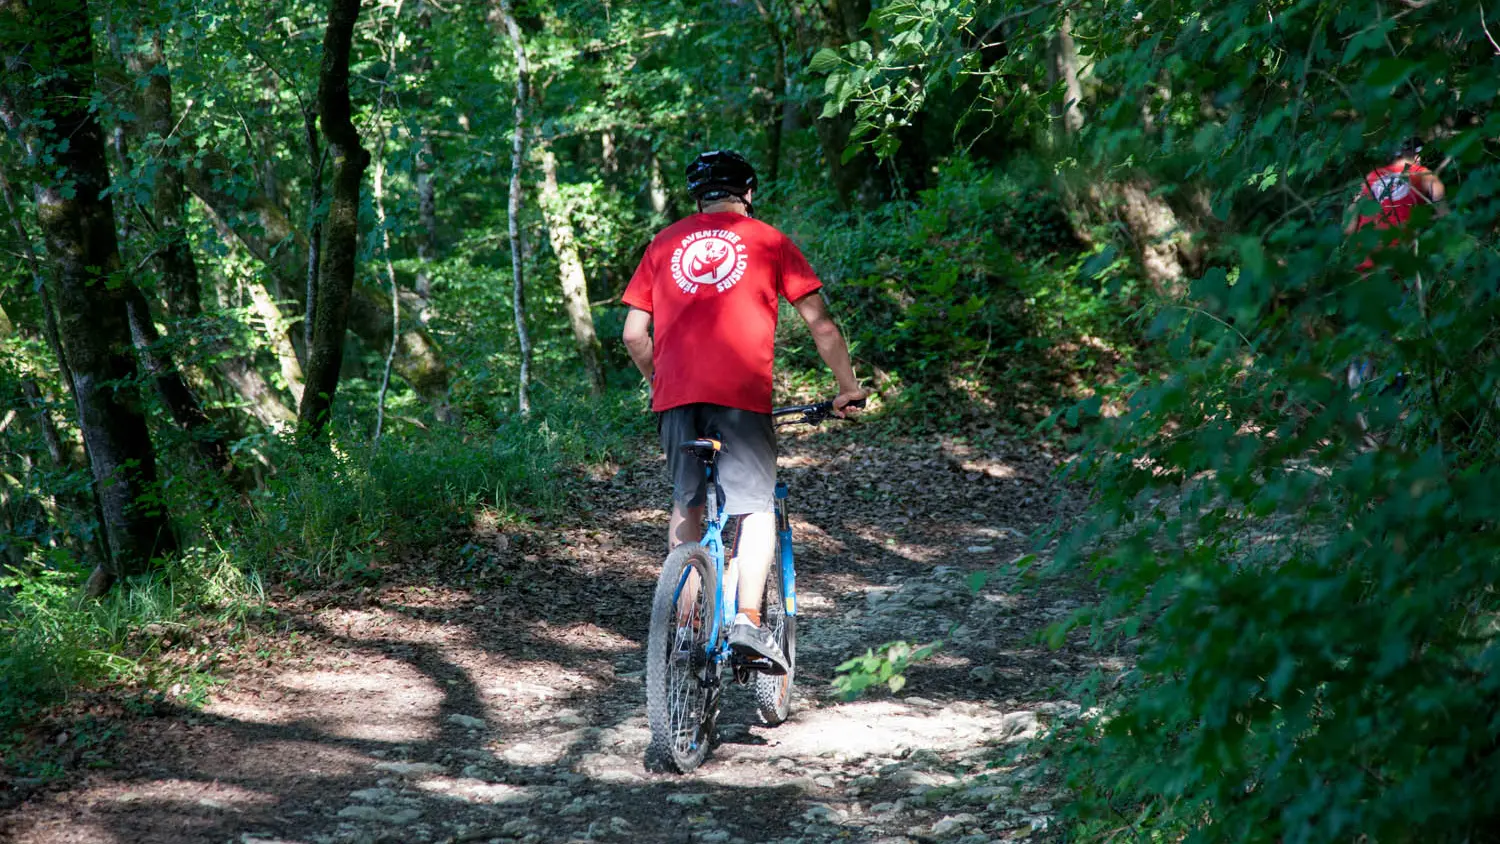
[210,662,441,743]
[526,620,640,653]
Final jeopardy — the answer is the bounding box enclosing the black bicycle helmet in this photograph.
[1395,136,1424,159]
[686,150,757,203]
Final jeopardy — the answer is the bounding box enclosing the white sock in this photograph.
[733,612,753,627]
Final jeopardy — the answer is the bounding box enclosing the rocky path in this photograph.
[2,425,1095,844]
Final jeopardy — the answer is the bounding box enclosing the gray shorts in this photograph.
[658,404,776,516]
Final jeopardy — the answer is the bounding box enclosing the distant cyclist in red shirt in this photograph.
[621,150,864,673]
[1345,136,1446,271]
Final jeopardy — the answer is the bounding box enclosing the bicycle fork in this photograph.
[775,481,797,617]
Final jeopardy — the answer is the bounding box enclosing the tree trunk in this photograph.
[412,0,436,320]
[195,201,304,424]
[1,0,176,591]
[303,108,325,359]
[1090,180,1199,297]
[297,0,370,439]
[648,149,669,217]
[791,0,875,207]
[1046,14,1196,296]
[2,164,109,563]
[752,0,787,185]
[600,131,619,174]
[373,140,400,444]
[126,33,203,321]
[116,33,237,469]
[184,149,450,413]
[1048,14,1086,142]
[245,279,306,407]
[372,11,403,444]
[20,379,65,466]
[124,287,232,473]
[537,142,604,394]
[495,0,532,415]
[1,170,68,467]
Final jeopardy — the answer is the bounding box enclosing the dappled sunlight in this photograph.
[527,620,641,654]
[209,663,442,743]
[747,698,1028,758]
[412,776,538,805]
[6,412,1085,844]
[844,521,947,563]
[499,727,596,766]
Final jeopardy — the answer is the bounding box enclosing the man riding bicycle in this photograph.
[1344,136,1446,269]
[1341,136,1448,391]
[621,150,864,674]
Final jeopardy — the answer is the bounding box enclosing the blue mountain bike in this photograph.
[644,398,860,773]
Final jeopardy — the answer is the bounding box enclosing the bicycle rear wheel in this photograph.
[754,558,796,725]
[645,542,719,773]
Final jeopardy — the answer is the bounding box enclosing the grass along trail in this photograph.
[2,424,1096,844]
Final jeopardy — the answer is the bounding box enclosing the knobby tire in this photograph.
[754,552,796,726]
[645,542,719,773]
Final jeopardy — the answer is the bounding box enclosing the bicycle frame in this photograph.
[670,457,734,663]
[670,458,797,665]
[775,481,796,617]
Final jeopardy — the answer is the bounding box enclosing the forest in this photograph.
[2,0,1499,841]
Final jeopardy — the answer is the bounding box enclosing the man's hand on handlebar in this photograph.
[833,387,868,418]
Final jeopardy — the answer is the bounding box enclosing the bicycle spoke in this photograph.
[665,566,709,758]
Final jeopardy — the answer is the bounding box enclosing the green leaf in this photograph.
[1080,246,1118,279]
[808,48,843,74]
[887,674,907,693]
[966,570,989,593]
[1364,58,1413,89]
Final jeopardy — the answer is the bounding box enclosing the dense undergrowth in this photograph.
[782,156,1145,431]
[818,1,1500,840]
[0,393,648,750]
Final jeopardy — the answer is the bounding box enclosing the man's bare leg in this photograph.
[668,503,705,624]
[669,503,704,550]
[733,511,776,621]
[726,510,787,672]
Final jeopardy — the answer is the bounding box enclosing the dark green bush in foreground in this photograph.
[1039,2,1500,841]
[822,1,1500,839]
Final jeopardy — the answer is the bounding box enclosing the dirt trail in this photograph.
[2,425,1095,844]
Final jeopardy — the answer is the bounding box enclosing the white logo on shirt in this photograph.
[1370,173,1412,203]
[670,229,748,294]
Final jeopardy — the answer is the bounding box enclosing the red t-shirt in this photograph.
[1355,163,1433,271]
[1357,162,1432,231]
[622,212,823,413]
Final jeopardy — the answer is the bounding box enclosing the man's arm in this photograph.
[622,307,654,382]
[1417,170,1448,216]
[791,292,865,414]
[1343,195,1362,235]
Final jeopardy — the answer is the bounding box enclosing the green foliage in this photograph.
[0,555,254,737]
[0,390,647,746]
[832,639,942,699]
[819,1,1500,840]
[242,393,646,585]
[782,156,1139,425]
[1026,2,1500,841]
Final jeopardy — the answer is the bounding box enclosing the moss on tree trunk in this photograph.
[296,0,370,439]
[1,0,176,590]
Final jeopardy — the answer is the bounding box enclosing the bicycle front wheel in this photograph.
[754,558,796,726]
[645,542,719,773]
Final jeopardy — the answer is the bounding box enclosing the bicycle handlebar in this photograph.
[771,397,866,426]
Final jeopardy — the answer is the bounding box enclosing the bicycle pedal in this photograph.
[731,655,786,676]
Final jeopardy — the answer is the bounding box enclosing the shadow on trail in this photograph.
[1,424,1086,844]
